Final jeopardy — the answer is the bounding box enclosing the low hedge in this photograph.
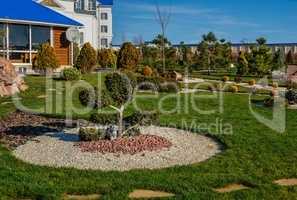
[62,68,81,81]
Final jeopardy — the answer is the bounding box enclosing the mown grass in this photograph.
[0,74,297,199]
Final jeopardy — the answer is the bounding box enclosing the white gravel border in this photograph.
[13,126,222,171]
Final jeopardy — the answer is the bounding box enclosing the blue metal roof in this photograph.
[0,0,83,27]
[97,0,113,6]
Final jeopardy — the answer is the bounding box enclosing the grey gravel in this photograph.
[13,126,222,171]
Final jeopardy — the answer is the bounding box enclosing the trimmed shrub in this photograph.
[159,83,179,93]
[34,43,59,72]
[75,43,97,74]
[124,111,159,127]
[222,76,229,82]
[79,127,105,141]
[229,85,239,93]
[137,76,163,91]
[105,73,134,106]
[143,66,153,77]
[90,113,118,125]
[62,68,81,81]
[249,79,256,86]
[117,42,140,70]
[285,89,297,104]
[79,88,112,108]
[97,48,117,68]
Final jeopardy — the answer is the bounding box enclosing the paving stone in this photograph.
[274,179,297,186]
[213,184,250,193]
[63,194,101,200]
[129,189,175,199]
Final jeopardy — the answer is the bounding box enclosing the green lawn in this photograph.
[0,74,297,199]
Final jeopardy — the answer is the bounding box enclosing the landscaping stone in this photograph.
[13,126,222,171]
[274,179,297,186]
[213,183,250,193]
[128,189,175,199]
[63,194,101,200]
[0,58,27,97]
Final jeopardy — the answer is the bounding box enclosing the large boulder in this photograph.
[0,58,27,97]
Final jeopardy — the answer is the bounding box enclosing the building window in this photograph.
[101,25,108,33]
[88,0,96,11]
[31,26,50,50]
[9,24,29,50]
[101,13,108,20]
[9,52,30,64]
[101,38,108,47]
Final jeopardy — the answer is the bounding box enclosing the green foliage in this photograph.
[124,111,160,126]
[263,97,274,107]
[117,42,140,70]
[62,68,81,81]
[237,51,249,75]
[159,83,179,93]
[105,72,134,106]
[248,38,272,76]
[79,127,105,141]
[152,34,171,47]
[90,112,118,125]
[137,75,163,91]
[97,48,117,68]
[75,42,97,74]
[272,49,286,71]
[178,42,195,67]
[285,89,297,104]
[79,88,112,109]
[34,43,59,71]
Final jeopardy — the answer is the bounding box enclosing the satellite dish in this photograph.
[66,27,80,44]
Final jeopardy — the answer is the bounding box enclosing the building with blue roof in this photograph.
[0,0,113,73]
[0,0,85,72]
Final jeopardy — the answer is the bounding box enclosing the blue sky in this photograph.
[113,0,297,45]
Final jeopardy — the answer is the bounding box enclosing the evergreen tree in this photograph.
[272,49,286,71]
[75,43,97,74]
[117,42,140,70]
[237,51,249,76]
[286,50,294,65]
[97,49,117,68]
[34,43,59,73]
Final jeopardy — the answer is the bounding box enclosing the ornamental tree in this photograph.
[75,42,97,74]
[34,43,59,73]
[117,42,140,70]
[104,72,134,136]
[97,48,117,68]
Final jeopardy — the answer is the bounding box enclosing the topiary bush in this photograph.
[222,76,229,82]
[79,127,106,141]
[90,113,118,125]
[62,68,81,81]
[137,76,164,91]
[79,88,112,108]
[34,43,59,73]
[158,83,179,93]
[117,42,140,71]
[75,43,97,74]
[124,111,160,127]
[249,79,256,86]
[229,85,239,93]
[143,66,153,77]
[285,89,297,104]
[97,48,117,68]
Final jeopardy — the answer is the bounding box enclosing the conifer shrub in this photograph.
[249,79,256,86]
[117,42,140,70]
[222,76,230,82]
[62,68,81,81]
[97,48,117,68]
[75,43,97,73]
[143,66,153,77]
[34,43,59,73]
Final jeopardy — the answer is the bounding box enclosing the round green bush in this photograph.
[62,68,81,81]
[79,88,112,108]
[79,127,105,141]
[90,113,118,125]
[158,83,179,93]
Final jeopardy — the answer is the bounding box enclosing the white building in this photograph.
[37,0,113,49]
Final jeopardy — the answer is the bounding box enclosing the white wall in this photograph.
[98,6,113,48]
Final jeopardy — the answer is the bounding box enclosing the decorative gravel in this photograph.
[77,135,172,155]
[13,126,222,171]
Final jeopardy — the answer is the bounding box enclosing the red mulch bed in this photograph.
[0,111,70,149]
[76,135,172,155]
